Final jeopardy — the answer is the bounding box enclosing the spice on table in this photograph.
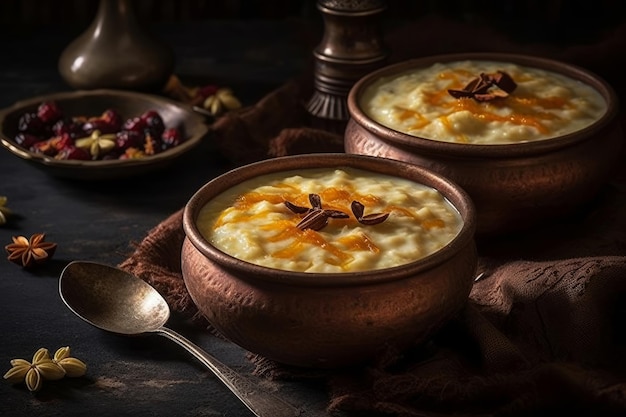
[52,346,87,378]
[5,233,57,269]
[0,196,12,226]
[202,88,242,116]
[163,75,242,117]
[3,348,66,392]
[4,347,87,393]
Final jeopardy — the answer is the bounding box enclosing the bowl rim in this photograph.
[182,153,476,287]
[0,89,208,173]
[347,52,620,158]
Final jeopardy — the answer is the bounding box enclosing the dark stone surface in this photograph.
[0,19,330,417]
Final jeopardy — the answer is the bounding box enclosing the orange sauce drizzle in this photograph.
[270,228,354,269]
[213,185,445,270]
[422,218,446,230]
[337,233,380,253]
[393,69,573,140]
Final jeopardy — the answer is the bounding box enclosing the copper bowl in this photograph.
[0,89,208,180]
[181,153,477,368]
[345,53,623,235]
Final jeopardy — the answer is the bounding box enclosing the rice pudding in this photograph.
[362,60,607,144]
[196,167,462,273]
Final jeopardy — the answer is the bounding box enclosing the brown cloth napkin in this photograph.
[120,15,626,416]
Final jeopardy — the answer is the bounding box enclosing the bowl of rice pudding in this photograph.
[345,53,623,235]
[181,153,477,368]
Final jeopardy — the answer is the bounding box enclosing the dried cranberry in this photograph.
[140,110,165,137]
[160,127,184,150]
[18,112,46,135]
[82,118,119,135]
[52,118,83,138]
[115,130,144,151]
[100,109,123,131]
[37,101,63,124]
[14,133,42,148]
[55,145,91,160]
[123,116,147,133]
[30,138,59,156]
[53,133,74,151]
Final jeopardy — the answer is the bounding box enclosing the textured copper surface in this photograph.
[345,53,623,235]
[181,153,477,368]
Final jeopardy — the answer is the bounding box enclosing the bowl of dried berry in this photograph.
[0,89,209,180]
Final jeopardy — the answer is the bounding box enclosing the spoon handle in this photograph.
[156,326,300,417]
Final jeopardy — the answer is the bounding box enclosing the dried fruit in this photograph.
[12,101,185,161]
[202,88,242,116]
[37,101,63,124]
[100,109,123,131]
[5,233,57,268]
[18,112,46,135]
[123,116,147,133]
[14,133,41,148]
[140,110,165,137]
[162,76,242,116]
[52,118,83,138]
[161,127,184,150]
[115,129,144,151]
[55,145,91,161]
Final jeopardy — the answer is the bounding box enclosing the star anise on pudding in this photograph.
[284,194,390,231]
[448,70,517,102]
[5,233,57,269]
[284,194,349,231]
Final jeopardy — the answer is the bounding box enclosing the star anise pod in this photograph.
[351,201,390,225]
[284,194,349,231]
[448,70,517,102]
[5,233,57,269]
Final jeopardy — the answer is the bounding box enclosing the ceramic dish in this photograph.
[0,89,208,180]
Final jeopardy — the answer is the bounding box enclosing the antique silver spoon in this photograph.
[59,260,299,417]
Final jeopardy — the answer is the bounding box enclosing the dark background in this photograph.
[1,0,625,44]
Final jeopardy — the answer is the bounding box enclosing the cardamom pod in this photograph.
[36,360,66,381]
[56,357,87,378]
[25,368,42,392]
[3,360,30,383]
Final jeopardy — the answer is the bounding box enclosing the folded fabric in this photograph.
[119,208,626,415]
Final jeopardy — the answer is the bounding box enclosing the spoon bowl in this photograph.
[59,261,170,335]
[59,261,298,417]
